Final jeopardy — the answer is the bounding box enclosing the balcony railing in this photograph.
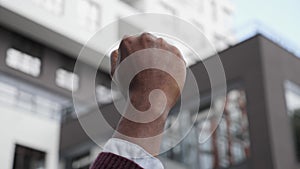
[0,79,69,121]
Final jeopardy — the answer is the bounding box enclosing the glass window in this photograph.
[13,144,46,169]
[78,0,101,31]
[6,48,41,77]
[56,68,79,91]
[284,80,300,160]
[96,85,120,104]
[32,0,64,15]
[161,89,251,169]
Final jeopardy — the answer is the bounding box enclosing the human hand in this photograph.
[111,32,186,113]
[110,32,186,155]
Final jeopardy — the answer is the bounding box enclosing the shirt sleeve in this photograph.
[101,138,164,169]
[90,152,143,169]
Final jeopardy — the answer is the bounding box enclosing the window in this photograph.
[96,85,121,104]
[78,0,101,31]
[56,68,79,91]
[284,81,300,160]
[32,0,64,15]
[6,48,41,77]
[13,144,46,169]
[96,85,112,104]
[162,89,251,169]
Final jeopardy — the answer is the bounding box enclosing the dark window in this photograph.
[284,81,300,161]
[13,144,46,169]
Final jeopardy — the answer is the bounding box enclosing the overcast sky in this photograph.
[233,0,300,54]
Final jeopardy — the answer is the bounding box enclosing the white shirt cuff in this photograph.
[102,138,164,169]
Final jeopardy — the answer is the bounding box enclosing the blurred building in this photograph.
[0,1,235,169]
[5,0,300,169]
[0,0,235,67]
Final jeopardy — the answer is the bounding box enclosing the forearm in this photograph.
[93,32,185,169]
[113,105,170,156]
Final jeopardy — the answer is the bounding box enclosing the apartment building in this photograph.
[0,4,299,168]
[0,0,240,169]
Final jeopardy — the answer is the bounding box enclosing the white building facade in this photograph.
[0,0,234,67]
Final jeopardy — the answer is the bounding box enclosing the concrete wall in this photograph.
[260,37,300,169]
[0,103,60,169]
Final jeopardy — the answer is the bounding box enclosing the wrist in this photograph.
[129,90,173,112]
[114,117,166,156]
[113,103,170,156]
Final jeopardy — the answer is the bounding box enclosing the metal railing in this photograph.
[0,81,66,121]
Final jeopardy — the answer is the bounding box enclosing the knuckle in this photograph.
[122,37,133,44]
[157,38,167,47]
[169,45,182,57]
[141,32,155,42]
[120,38,132,49]
[156,38,167,48]
[141,32,150,37]
[169,45,178,52]
[157,37,164,43]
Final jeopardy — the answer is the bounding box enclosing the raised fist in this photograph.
[111,32,186,113]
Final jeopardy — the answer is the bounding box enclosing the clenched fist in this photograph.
[111,32,186,155]
[111,32,186,113]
